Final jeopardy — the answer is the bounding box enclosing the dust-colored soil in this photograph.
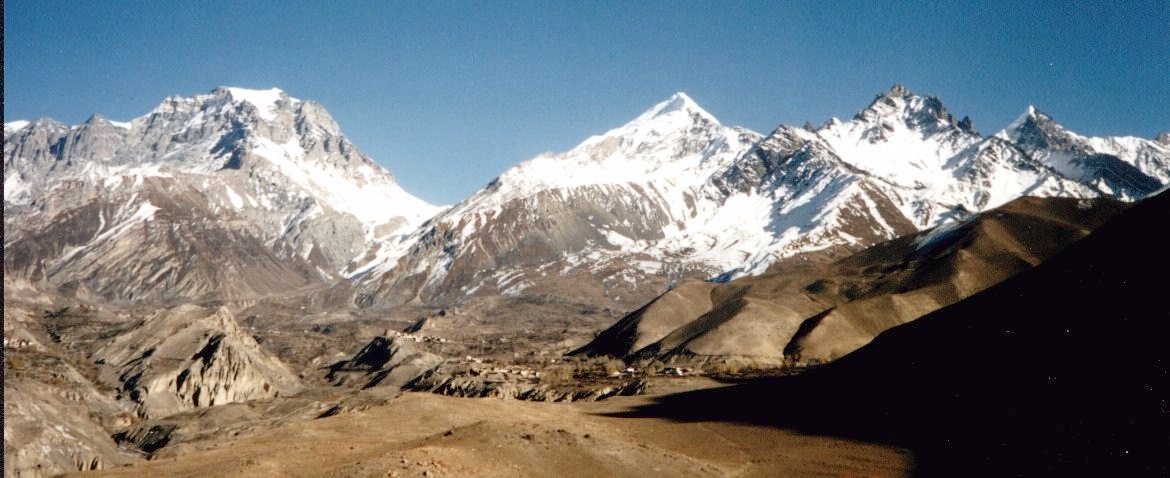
[73,379,912,477]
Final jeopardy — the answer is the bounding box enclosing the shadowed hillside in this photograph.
[577,196,1129,367]
[608,190,1170,476]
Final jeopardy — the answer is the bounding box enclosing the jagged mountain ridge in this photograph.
[353,85,1168,309]
[4,87,441,303]
[5,85,1167,309]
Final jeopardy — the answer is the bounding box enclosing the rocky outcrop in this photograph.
[2,176,330,304]
[93,304,302,418]
[326,334,444,389]
[4,383,138,477]
[4,308,139,477]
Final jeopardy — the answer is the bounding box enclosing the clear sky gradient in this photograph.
[5,1,1168,205]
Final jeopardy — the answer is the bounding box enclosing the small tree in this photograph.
[540,364,576,384]
[603,359,625,377]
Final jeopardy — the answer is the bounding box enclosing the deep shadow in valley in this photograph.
[606,191,1170,477]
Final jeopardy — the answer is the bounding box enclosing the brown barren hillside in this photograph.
[576,195,1129,366]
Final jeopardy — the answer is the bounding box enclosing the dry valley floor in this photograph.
[72,379,912,477]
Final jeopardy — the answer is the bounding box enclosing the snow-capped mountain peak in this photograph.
[350,92,763,298]
[813,86,982,190]
[860,84,915,114]
[5,87,442,296]
[851,85,973,135]
[221,87,298,121]
[994,104,1170,198]
[135,86,298,129]
[998,104,1044,135]
[481,92,751,200]
[634,92,719,125]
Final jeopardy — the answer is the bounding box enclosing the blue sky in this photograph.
[5,1,1168,205]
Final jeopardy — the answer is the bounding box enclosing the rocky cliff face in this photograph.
[93,305,302,419]
[4,87,440,304]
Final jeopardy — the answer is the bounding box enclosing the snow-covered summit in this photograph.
[634,92,719,125]
[995,105,1058,144]
[484,92,753,200]
[222,87,297,121]
[687,85,1122,278]
[136,86,300,128]
[815,86,983,192]
[5,87,442,281]
[850,84,975,134]
[351,92,762,296]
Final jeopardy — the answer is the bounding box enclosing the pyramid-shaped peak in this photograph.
[634,92,719,125]
[996,105,1067,146]
[1016,105,1044,122]
[668,91,696,104]
[1002,105,1056,134]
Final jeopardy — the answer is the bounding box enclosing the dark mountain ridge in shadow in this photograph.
[608,190,1170,476]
